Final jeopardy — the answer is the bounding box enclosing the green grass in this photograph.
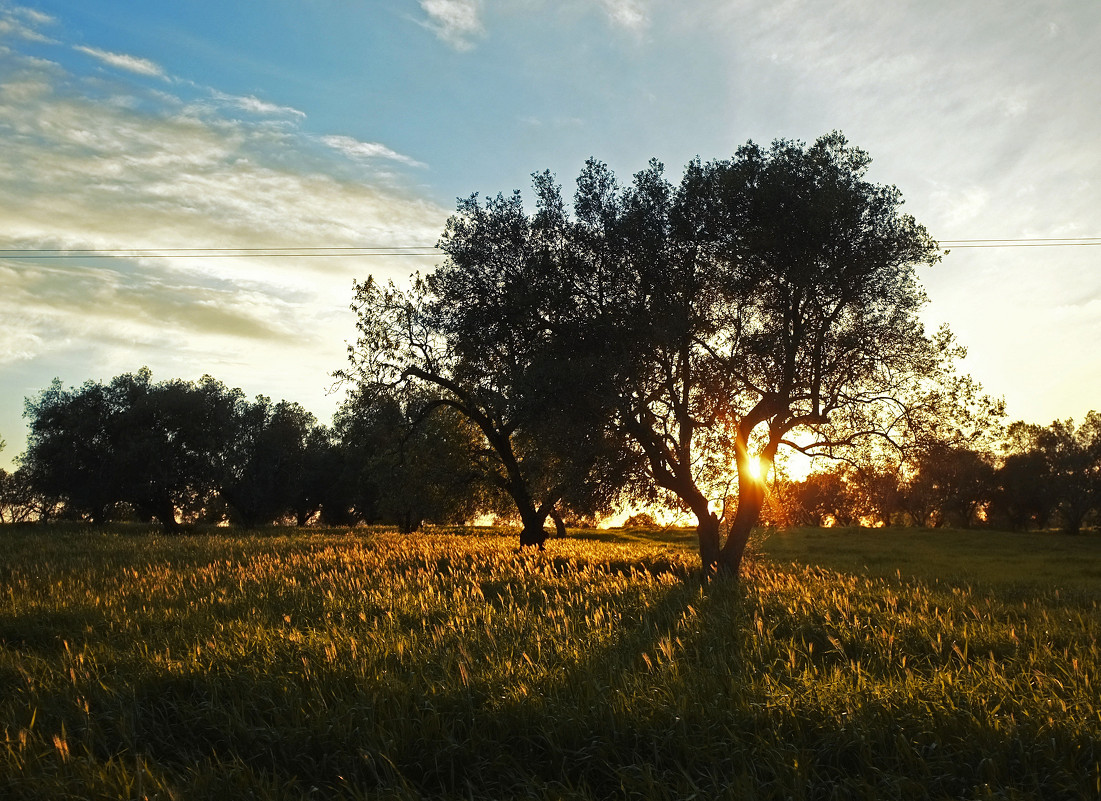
[0,523,1098,800]
[758,525,1101,592]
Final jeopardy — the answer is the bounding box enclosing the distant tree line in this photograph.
[4,373,1096,536]
[770,413,1101,534]
[0,368,503,531]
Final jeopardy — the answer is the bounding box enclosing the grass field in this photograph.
[1,524,1098,799]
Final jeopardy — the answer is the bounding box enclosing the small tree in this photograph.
[786,468,858,527]
[332,388,496,531]
[903,443,996,528]
[22,378,119,523]
[1030,414,1101,534]
[991,450,1053,530]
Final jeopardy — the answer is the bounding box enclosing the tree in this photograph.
[111,373,243,529]
[991,449,1054,530]
[22,369,255,530]
[220,397,319,527]
[549,134,980,576]
[23,377,120,523]
[1013,414,1101,534]
[348,133,995,576]
[786,467,858,527]
[331,387,497,532]
[0,467,35,523]
[340,179,640,546]
[289,425,339,526]
[902,443,996,528]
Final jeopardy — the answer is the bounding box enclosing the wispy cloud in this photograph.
[74,44,164,77]
[419,0,484,51]
[211,90,306,119]
[8,4,53,26]
[321,135,426,168]
[0,36,448,443]
[0,3,56,42]
[601,0,649,31]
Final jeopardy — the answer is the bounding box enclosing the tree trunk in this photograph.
[696,511,721,580]
[153,501,180,533]
[717,470,767,579]
[548,507,568,539]
[518,506,550,548]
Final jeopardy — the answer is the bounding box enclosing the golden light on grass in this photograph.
[0,525,1098,799]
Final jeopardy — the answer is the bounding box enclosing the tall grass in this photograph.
[1,524,1098,799]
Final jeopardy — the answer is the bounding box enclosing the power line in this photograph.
[2,237,1101,258]
[0,247,442,259]
[940,238,1101,249]
[942,237,1101,242]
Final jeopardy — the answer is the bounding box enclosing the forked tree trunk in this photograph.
[717,469,768,578]
[518,506,550,548]
[548,507,568,539]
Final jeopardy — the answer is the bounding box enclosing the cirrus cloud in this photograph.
[321,134,427,168]
[0,29,448,462]
[73,44,164,77]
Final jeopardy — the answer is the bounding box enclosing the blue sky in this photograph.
[2,0,1100,469]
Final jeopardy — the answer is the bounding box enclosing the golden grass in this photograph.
[0,524,1098,799]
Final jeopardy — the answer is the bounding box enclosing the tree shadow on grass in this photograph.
[9,554,1099,800]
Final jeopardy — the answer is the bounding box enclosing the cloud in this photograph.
[0,35,448,447]
[9,5,53,26]
[419,0,484,50]
[601,0,649,31]
[0,3,56,42]
[211,90,306,119]
[74,44,164,77]
[321,134,426,168]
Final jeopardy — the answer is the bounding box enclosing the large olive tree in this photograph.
[340,182,640,546]
[550,134,963,577]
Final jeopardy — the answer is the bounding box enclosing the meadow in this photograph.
[0,524,1098,800]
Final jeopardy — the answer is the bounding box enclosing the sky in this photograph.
[1,0,1100,470]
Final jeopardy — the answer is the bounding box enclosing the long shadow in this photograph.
[8,549,1098,800]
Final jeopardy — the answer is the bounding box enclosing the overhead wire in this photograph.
[1,237,1100,258]
[0,247,441,259]
[939,238,1101,249]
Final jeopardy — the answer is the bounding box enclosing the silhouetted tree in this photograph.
[1,467,30,523]
[289,426,338,526]
[340,179,640,546]
[343,133,997,575]
[21,369,282,530]
[112,373,243,529]
[902,443,996,528]
[539,134,982,576]
[787,467,858,527]
[991,449,1055,530]
[1025,414,1101,534]
[220,398,319,527]
[332,388,496,531]
[847,462,905,526]
[23,377,120,523]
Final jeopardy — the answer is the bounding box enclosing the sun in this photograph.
[744,456,764,482]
